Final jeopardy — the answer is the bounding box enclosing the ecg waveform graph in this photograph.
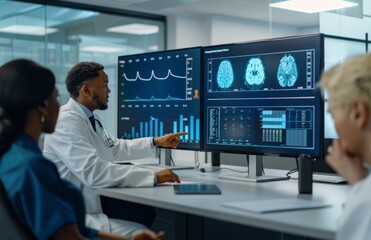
[123,69,185,82]
[120,57,195,102]
[122,114,200,142]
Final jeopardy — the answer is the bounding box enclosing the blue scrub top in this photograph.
[0,133,99,240]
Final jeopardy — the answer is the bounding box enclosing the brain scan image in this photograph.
[245,57,265,89]
[217,60,234,89]
[277,54,298,87]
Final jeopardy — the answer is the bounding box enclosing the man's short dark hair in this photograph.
[66,62,104,98]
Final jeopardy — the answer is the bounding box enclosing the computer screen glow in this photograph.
[203,34,324,158]
[118,47,201,150]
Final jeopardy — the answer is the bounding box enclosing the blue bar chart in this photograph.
[122,114,200,143]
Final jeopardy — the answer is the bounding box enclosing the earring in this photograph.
[41,111,48,123]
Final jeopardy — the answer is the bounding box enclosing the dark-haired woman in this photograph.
[0,59,164,240]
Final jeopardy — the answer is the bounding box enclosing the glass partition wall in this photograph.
[0,0,166,135]
[323,35,369,140]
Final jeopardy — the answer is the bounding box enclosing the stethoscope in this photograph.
[95,119,114,148]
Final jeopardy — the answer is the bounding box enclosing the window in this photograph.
[0,0,166,135]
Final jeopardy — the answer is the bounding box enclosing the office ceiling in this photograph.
[60,0,321,28]
[59,0,363,28]
[0,0,363,30]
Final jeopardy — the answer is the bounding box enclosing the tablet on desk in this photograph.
[173,184,221,194]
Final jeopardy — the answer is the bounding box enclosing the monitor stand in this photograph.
[157,148,193,170]
[218,155,289,183]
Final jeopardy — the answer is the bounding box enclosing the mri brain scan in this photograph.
[245,57,265,89]
[217,60,234,89]
[277,54,298,87]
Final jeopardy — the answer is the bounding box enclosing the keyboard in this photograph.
[128,163,193,171]
[291,173,346,184]
[144,164,194,171]
[135,163,167,170]
[312,173,346,184]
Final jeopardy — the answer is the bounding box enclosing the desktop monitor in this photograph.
[202,34,324,181]
[117,47,202,151]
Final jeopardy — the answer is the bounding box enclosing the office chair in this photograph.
[0,181,35,239]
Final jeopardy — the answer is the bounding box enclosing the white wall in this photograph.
[209,15,299,45]
[166,14,211,49]
[320,12,371,39]
[298,26,321,35]
[320,0,371,39]
[167,14,300,48]
[365,0,371,16]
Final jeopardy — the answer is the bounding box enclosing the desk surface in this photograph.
[97,167,349,240]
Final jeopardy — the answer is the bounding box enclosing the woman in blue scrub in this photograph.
[0,59,164,240]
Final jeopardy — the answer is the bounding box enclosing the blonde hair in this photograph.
[319,54,371,108]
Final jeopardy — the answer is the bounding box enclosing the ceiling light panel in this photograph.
[107,23,159,35]
[0,25,58,36]
[270,0,358,13]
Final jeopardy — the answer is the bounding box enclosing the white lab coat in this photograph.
[43,98,157,232]
[336,174,371,240]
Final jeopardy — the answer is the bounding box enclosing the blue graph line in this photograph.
[123,69,186,81]
[124,95,185,102]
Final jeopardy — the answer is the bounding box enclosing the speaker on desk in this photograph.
[298,154,313,194]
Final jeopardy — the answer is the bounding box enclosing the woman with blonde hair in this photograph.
[320,54,371,240]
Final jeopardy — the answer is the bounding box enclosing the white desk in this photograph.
[97,167,349,240]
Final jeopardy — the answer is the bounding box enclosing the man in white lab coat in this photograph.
[43,62,186,237]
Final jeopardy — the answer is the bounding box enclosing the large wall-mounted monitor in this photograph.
[118,47,202,151]
[202,34,324,178]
